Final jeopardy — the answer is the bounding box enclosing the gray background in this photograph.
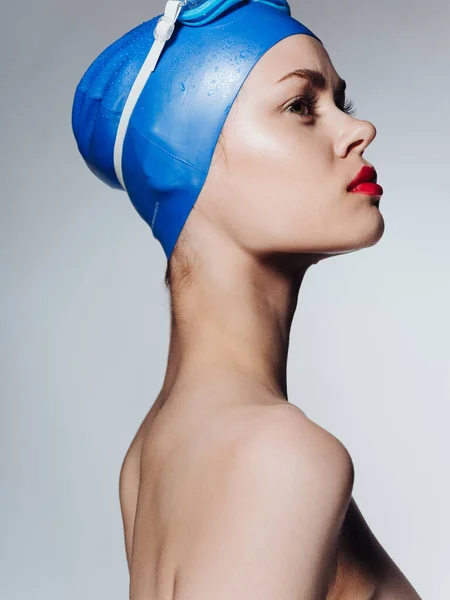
[2,0,449,597]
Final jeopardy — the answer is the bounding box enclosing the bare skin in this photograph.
[120,378,421,599]
[119,33,421,599]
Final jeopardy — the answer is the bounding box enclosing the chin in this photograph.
[342,202,386,249]
[365,210,385,245]
[347,214,386,251]
[313,216,386,256]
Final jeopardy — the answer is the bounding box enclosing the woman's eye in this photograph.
[286,95,319,118]
[285,93,357,119]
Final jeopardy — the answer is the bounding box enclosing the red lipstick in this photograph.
[347,165,383,196]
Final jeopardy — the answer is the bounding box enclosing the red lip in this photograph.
[347,165,383,196]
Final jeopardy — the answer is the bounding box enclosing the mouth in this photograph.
[347,165,383,197]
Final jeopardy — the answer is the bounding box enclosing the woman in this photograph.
[72,0,421,597]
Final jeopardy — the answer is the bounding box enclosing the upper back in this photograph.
[119,400,354,600]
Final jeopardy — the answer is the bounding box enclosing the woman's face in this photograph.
[199,33,384,257]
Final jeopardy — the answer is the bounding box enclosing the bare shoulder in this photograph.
[245,402,355,489]
[175,403,354,600]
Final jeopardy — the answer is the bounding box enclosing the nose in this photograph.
[335,117,377,158]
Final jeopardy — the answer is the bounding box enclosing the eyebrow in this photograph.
[277,68,347,97]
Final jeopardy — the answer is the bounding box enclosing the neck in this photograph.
[158,249,323,409]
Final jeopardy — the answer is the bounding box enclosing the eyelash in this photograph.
[286,89,356,119]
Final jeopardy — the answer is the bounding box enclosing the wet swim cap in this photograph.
[71,0,321,260]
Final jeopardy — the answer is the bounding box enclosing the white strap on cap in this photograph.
[113,0,183,190]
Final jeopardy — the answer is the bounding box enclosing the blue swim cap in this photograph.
[71,0,321,260]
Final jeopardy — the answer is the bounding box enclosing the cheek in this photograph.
[226,118,333,226]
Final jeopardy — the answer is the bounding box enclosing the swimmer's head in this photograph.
[72,0,383,285]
